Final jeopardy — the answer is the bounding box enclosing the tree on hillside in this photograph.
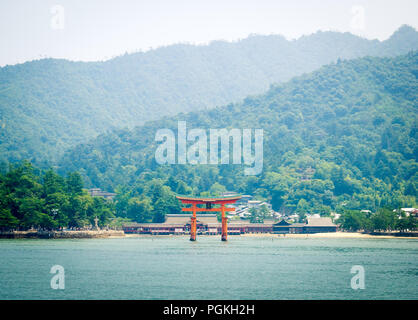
[66,172,83,195]
[337,210,368,232]
[127,196,153,223]
[371,208,397,231]
[250,207,264,223]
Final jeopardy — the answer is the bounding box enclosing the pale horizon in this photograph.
[0,0,417,67]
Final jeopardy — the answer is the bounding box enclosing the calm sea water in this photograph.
[0,236,417,300]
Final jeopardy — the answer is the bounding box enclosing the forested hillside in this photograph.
[59,52,418,215]
[1,25,418,165]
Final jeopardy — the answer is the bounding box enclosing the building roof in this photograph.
[123,223,184,228]
[221,191,239,197]
[306,217,336,227]
[226,219,276,225]
[274,219,292,226]
[164,214,219,225]
[124,216,277,228]
[290,223,306,228]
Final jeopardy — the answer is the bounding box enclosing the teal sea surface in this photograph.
[0,236,417,299]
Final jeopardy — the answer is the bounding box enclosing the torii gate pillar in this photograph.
[221,204,227,241]
[190,204,197,241]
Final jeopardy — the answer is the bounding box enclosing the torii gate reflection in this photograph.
[176,195,242,241]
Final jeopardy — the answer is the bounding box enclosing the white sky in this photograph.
[0,0,417,66]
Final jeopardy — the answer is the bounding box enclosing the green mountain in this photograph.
[58,51,418,214]
[1,25,418,165]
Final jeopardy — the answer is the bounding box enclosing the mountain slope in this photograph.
[1,25,418,165]
[59,51,418,213]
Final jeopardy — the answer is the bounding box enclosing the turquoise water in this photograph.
[0,236,417,299]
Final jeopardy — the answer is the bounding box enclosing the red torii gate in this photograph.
[176,195,242,241]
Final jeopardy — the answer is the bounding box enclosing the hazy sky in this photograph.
[0,0,417,66]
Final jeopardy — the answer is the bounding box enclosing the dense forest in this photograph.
[1,25,418,165]
[58,52,418,216]
[338,208,416,232]
[0,161,115,230]
[0,161,181,230]
[1,161,415,232]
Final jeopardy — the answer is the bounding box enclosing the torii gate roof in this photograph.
[176,195,242,204]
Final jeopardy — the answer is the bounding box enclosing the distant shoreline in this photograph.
[1,230,417,240]
[124,231,418,240]
[0,230,125,239]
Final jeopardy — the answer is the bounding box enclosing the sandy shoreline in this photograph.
[122,232,418,239]
[0,230,125,239]
[239,232,418,239]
